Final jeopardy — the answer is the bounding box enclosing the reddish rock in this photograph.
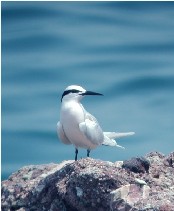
[164,151,174,167]
[123,156,150,173]
[1,152,174,211]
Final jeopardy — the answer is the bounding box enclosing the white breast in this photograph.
[60,101,97,149]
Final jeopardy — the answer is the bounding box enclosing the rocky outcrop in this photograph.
[1,152,174,211]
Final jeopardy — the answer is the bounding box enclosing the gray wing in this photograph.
[57,121,72,145]
[79,112,104,145]
[85,112,99,123]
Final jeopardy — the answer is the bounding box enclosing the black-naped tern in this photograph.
[57,85,135,161]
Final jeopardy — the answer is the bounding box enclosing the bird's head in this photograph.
[61,85,103,102]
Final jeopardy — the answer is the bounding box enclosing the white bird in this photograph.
[57,85,135,161]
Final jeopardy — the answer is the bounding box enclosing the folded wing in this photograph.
[57,121,72,145]
[79,112,104,146]
[79,111,135,148]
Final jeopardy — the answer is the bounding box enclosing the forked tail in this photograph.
[102,132,135,149]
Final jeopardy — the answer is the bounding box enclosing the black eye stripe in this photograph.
[61,89,80,102]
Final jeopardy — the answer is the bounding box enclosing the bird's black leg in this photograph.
[75,148,78,161]
[87,149,90,158]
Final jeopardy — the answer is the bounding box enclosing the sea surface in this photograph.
[2,2,174,180]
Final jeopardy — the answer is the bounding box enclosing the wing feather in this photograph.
[85,112,99,123]
[79,112,104,146]
[57,122,72,145]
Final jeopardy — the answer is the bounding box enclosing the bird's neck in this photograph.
[62,99,84,110]
[60,100,85,123]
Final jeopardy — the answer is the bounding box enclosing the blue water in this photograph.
[2,2,174,180]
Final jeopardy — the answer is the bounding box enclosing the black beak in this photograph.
[82,91,103,96]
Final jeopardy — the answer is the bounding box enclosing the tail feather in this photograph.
[104,132,135,139]
[102,131,135,149]
[102,135,125,149]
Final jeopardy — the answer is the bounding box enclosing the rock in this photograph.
[1,152,174,211]
[134,178,147,185]
[110,184,150,210]
[122,156,150,173]
[164,151,174,167]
